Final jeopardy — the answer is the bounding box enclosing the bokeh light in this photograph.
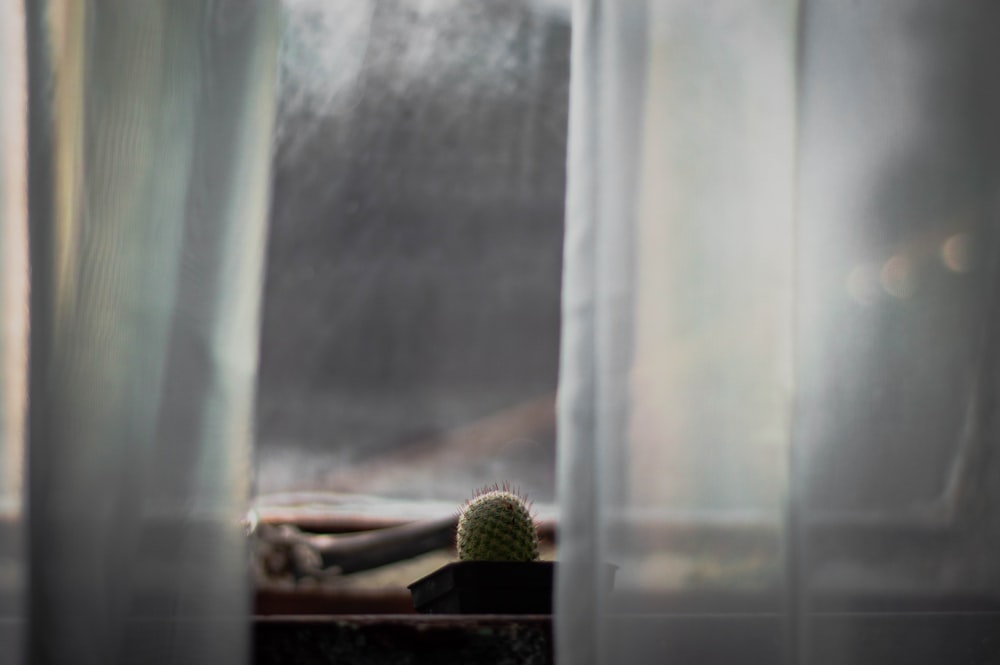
[846,264,881,305]
[941,233,972,273]
[880,255,916,299]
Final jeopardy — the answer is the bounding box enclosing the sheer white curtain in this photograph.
[557,0,1000,663]
[0,2,279,664]
[557,1,796,662]
[0,1,27,663]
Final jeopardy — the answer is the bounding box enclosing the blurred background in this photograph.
[255,0,571,516]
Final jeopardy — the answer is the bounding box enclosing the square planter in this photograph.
[409,561,555,614]
[409,561,616,614]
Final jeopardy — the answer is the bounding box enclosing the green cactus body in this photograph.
[457,485,540,562]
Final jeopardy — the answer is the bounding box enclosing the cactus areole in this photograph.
[457,485,540,562]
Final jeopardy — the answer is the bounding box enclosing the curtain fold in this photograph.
[18,2,279,664]
[0,1,27,663]
[555,0,649,662]
[558,0,797,658]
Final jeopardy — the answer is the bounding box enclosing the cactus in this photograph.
[457,484,540,562]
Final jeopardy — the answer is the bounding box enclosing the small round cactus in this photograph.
[457,484,540,562]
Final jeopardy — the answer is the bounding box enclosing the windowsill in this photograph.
[254,614,554,665]
[255,587,415,615]
[253,507,558,615]
[253,608,1000,665]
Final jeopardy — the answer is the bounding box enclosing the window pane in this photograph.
[256,0,570,515]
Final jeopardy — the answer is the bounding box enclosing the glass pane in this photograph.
[257,0,571,516]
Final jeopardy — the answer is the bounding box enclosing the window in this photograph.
[257,0,570,511]
[253,0,571,606]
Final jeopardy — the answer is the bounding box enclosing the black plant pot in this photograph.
[409,561,555,614]
[409,561,616,614]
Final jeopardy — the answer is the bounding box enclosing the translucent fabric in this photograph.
[557,0,1000,663]
[793,2,1000,661]
[0,1,27,662]
[5,2,279,664]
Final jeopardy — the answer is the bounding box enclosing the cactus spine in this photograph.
[457,484,540,562]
